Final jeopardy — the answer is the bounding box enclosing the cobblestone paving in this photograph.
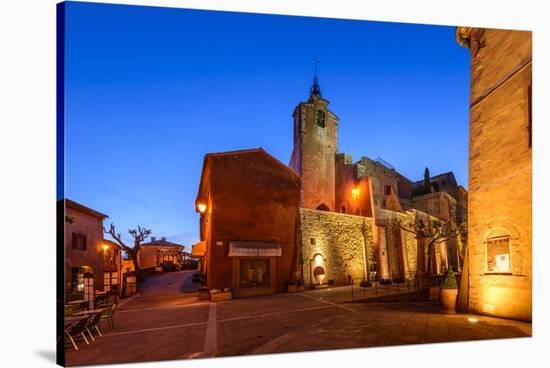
[65,272,531,366]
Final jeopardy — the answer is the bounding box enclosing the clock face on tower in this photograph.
[317,110,326,128]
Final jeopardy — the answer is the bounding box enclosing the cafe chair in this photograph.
[65,318,90,351]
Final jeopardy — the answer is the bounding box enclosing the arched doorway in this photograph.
[316,203,330,211]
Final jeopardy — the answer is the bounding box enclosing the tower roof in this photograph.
[310,76,322,97]
[309,57,322,97]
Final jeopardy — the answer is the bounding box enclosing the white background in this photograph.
[0,0,548,367]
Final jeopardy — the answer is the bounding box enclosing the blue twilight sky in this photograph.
[64,1,470,247]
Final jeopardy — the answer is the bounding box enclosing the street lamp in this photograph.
[102,244,110,252]
[197,203,207,214]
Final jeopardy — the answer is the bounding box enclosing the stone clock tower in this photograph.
[289,76,339,211]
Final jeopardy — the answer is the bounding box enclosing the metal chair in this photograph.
[85,312,103,341]
[65,318,90,351]
[100,303,117,330]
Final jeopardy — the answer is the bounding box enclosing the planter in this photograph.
[429,286,440,301]
[440,288,458,313]
[210,290,232,302]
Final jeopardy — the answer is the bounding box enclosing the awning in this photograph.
[228,241,282,257]
[191,241,206,257]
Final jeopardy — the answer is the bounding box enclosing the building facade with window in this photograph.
[457,27,532,321]
[64,199,111,297]
[195,148,301,297]
[137,237,185,270]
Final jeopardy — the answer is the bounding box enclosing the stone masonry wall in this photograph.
[461,28,532,321]
[300,208,373,286]
[291,96,338,212]
[377,209,418,278]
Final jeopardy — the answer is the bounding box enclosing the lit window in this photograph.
[486,236,511,273]
[239,259,269,288]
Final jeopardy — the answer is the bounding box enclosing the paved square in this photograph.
[65,271,531,366]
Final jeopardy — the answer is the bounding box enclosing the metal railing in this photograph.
[349,272,420,301]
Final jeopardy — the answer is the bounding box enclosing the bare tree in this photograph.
[390,217,466,277]
[104,223,152,281]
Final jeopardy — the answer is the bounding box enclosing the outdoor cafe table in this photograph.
[65,315,88,323]
[72,308,105,316]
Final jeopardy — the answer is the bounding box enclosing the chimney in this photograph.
[151,236,156,242]
[161,237,166,242]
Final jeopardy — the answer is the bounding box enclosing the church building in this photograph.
[195,73,467,296]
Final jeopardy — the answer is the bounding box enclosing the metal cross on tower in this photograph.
[310,57,321,77]
[310,57,322,97]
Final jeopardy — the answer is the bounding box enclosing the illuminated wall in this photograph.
[300,208,373,286]
[458,27,532,321]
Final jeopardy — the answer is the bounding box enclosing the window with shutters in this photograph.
[72,232,88,250]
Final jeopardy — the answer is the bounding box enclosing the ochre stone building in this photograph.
[196,75,468,296]
[195,149,301,297]
[457,27,532,321]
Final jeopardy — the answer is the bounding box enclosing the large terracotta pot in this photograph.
[440,288,458,313]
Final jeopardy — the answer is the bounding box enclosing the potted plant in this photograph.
[210,287,232,302]
[440,268,458,313]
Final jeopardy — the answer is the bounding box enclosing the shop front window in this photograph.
[239,259,269,288]
[104,271,119,292]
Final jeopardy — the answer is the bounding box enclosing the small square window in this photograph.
[310,238,316,245]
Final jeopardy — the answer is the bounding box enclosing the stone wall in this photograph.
[290,95,338,212]
[300,208,373,286]
[458,28,532,321]
[377,209,418,278]
[377,208,453,277]
[411,192,463,272]
[357,157,399,209]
